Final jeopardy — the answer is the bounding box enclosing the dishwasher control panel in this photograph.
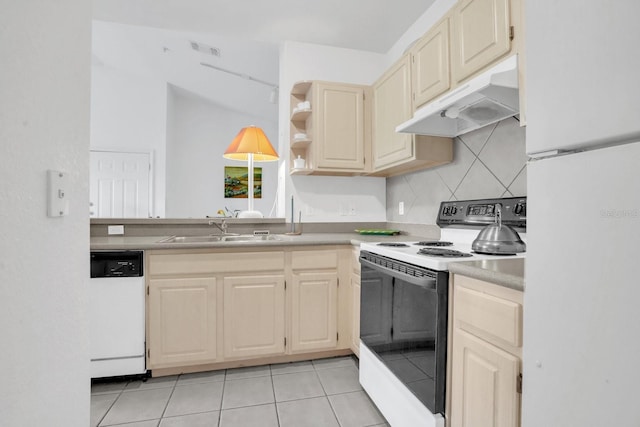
[90,251,143,278]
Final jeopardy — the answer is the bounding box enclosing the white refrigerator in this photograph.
[523,1,640,426]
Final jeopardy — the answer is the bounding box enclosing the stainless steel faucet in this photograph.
[208,219,238,236]
[209,219,227,234]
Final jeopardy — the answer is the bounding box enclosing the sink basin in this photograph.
[157,235,282,243]
[157,235,223,243]
[222,235,282,242]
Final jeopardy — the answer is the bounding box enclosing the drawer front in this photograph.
[291,250,338,270]
[148,251,285,276]
[455,285,522,348]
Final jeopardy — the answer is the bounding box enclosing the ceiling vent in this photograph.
[190,41,220,57]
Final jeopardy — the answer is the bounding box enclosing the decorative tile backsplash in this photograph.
[386,117,527,224]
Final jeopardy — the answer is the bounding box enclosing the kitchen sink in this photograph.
[221,235,282,242]
[157,234,282,243]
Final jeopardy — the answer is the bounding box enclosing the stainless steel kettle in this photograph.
[472,204,526,255]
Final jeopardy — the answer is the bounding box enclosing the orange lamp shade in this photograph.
[223,126,279,161]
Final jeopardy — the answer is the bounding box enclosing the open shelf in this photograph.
[290,168,314,175]
[290,109,312,122]
[291,138,312,149]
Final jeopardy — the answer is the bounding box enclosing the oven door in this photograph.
[359,252,448,415]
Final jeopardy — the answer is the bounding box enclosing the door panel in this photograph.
[147,277,218,368]
[290,271,338,352]
[90,151,150,218]
[223,274,286,359]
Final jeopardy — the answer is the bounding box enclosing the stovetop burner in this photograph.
[377,242,410,247]
[414,241,454,247]
[418,247,473,258]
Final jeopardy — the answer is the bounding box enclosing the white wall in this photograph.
[166,87,279,217]
[0,2,91,426]
[278,41,388,222]
[90,63,168,217]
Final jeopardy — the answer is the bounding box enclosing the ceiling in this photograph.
[91,0,436,121]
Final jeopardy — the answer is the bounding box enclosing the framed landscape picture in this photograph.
[224,166,262,198]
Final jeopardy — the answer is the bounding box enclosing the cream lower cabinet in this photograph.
[350,247,361,356]
[223,274,285,359]
[147,277,220,368]
[147,246,352,373]
[290,271,338,352]
[447,274,523,427]
[146,249,285,370]
[289,249,340,353]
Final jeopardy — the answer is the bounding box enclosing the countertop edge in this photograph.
[448,260,525,292]
[89,233,433,251]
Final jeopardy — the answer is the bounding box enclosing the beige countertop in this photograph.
[89,232,431,251]
[448,258,525,292]
[91,232,525,292]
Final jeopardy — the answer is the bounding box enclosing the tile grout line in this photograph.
[216,370,227,427]
[268,365,283,427]
[94,382,127,427]
[157,377,179,425]
[313,363,344,427]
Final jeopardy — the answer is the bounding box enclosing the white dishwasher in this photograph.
[90,251,146,378]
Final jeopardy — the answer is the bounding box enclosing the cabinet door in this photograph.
[223,274,285,359]
[147,277,219,368]
[450,329,520,427]
[451,0,511,84]
[315,83,366,171]
[412,18,451,108]
[373,55,414,169]
[350,272,361,356]
[290,271,338,352]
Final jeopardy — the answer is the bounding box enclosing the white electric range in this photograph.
[358,197,526,427]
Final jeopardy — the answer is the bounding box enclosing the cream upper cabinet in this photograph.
[289,250,339,353]
[223,274,286,359]
[147,277,220,369]
[315,83,367,171]
[450,0,512,84]
[372,55,414,170]
[447,274,523,427]
[371,55,452,177]
[412,18,451,109]
[290,81,370,175]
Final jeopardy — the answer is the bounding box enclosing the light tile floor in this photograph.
[91,356,389,427]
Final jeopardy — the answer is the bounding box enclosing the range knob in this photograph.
[514,203,526,216]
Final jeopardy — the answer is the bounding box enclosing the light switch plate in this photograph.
[47,170,69,217]
[399,201,405,215]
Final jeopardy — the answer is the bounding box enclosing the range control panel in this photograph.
[437,197,526,229]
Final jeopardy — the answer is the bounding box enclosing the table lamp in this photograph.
[223,126,279,218]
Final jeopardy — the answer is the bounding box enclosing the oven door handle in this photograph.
[360,257,437,290]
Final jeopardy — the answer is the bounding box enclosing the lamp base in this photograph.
[237,210,264,219]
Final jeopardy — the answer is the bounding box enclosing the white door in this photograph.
[90,151,151,218]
